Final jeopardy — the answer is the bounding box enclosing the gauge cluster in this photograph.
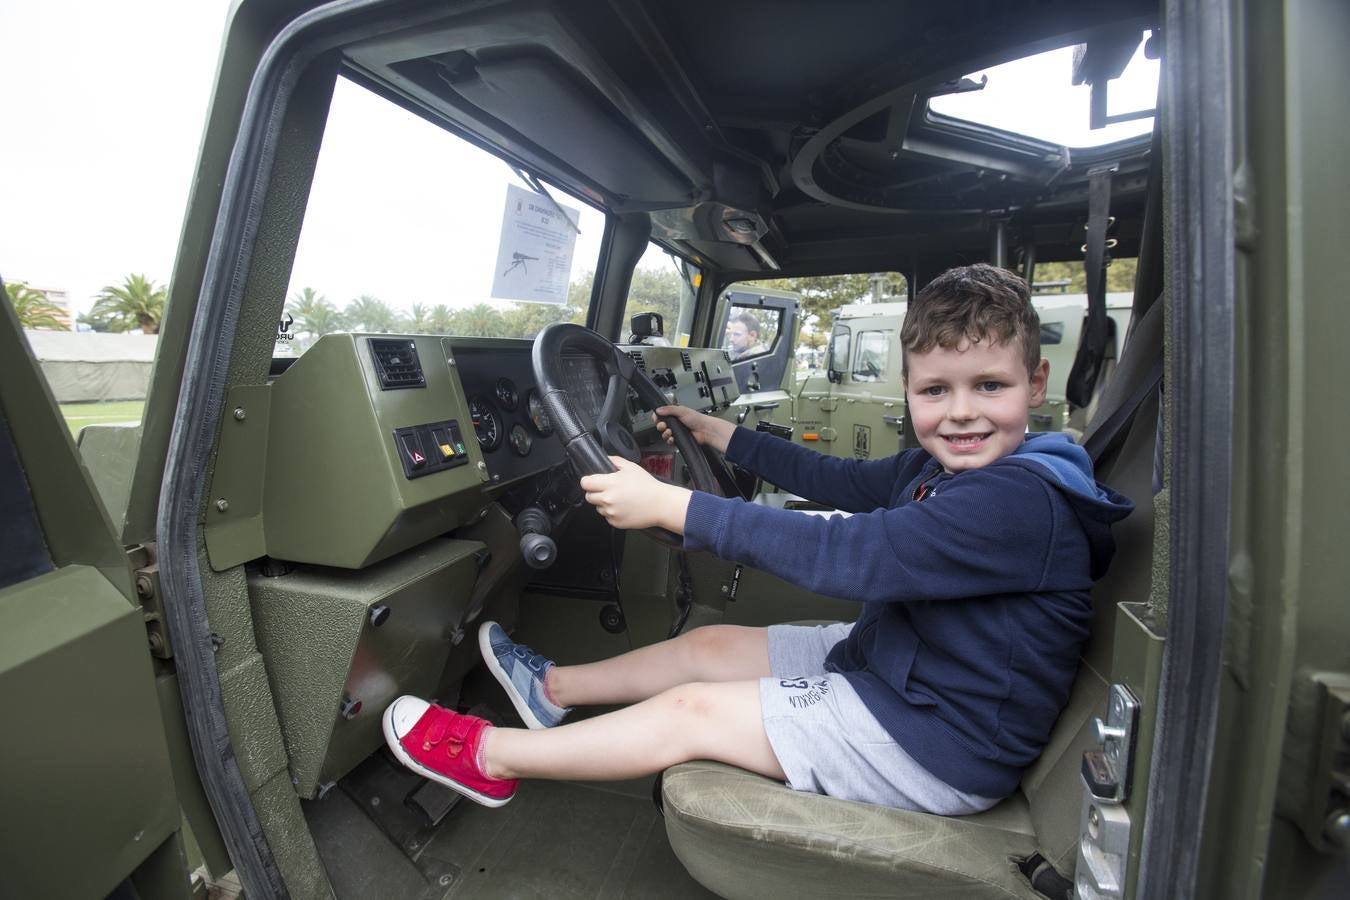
[448,342,566,486]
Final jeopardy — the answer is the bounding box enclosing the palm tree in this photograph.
[406,303,433,333]
[5,282,68,330]
[344,295,399,333]
[429,304,454,333]
[450,303,507,337]
[287,287,344,338]
[83,273,166,333]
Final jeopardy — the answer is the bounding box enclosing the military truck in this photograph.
[2,1,1347,899]
[775,292,1134,462]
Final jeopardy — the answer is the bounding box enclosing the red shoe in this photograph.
[383,696,518,807]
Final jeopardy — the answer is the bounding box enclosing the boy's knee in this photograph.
[658,681,719,720]
[681,624,739,661]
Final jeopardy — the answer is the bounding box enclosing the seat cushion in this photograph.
[662,760,1042,899]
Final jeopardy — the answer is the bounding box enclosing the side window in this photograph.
[1040,321,1065,344]
[622,243,699,345]
[723,305,781,361]
[283,76,607,354]
[827,325,851,383]
[852,330,891,382]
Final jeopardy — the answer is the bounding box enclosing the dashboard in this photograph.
[228,334,738,571]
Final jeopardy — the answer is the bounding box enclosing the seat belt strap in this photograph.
[1082,355,1163,467]
[1066,164,1117,409]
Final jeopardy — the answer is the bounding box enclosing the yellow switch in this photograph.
[440,443,454,458]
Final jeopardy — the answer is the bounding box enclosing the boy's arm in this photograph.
[724,426,917,512]
[684,465,1086,602]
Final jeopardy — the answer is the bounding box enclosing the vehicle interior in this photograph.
[12,0,1345,898]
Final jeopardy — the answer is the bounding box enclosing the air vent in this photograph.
[369,338,426,390]
[626,351,646,372]
[680,351,692,371]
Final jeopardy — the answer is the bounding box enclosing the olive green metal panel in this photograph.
[0,301,133,600]
[77,423,142,534]
[1203,0,1350,895]
[155,673,232,878]
[0,566,180,900]
[254,334,487,569]
[249,538,484,796]
[204,384,271,569]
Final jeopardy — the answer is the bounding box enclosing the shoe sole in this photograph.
[478,623,549,730]
[381,700,513,808]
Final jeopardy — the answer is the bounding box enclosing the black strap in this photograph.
[1066,165,1117,409]
[1082,354,1163,467]
[1013,852,1074,900]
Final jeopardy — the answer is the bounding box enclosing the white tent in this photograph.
[23,331,158,403]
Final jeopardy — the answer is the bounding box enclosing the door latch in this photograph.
[1074,683,1140,900]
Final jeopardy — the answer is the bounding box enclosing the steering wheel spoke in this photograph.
[532,323,725,546]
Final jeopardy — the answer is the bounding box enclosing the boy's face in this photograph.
[903,336,1049,474]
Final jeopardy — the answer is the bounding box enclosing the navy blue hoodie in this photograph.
[683,428,1134,798]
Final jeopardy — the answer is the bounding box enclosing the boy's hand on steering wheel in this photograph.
[653,405,736,454]
[580,456,692,533]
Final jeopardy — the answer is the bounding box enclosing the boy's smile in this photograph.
[904,337,1049,474]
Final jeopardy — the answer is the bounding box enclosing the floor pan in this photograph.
[303,752,718,899]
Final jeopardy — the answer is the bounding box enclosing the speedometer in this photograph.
[468,397,501,450]
[527,389,553,435]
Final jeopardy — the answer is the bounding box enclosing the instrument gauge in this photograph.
[494,377,519,411]
[468,397,501,451]
[527,389,554,436]
[508,424,532,457]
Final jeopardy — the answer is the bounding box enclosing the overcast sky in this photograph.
[0,1,1155,318]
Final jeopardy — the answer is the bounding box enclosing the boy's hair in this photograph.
[901,263,1041,377]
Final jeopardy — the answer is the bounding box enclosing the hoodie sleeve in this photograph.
[684,462,1090,602]
[725,426,917,513]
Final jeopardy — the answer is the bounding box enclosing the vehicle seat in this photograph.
[660,299,1164,899]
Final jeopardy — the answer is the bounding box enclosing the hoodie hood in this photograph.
[997,432,1135,578]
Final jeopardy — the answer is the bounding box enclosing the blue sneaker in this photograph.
[478,621,570,729]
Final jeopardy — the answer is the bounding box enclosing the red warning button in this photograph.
[399,432,427,469]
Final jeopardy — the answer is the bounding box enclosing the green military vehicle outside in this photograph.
[1,1,1347,899]
[778,292,1134,462]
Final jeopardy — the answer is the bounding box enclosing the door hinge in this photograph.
[1074,683,1139,899]
[128,542,172,659]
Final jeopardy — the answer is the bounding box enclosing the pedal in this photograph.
[409,778,461,826]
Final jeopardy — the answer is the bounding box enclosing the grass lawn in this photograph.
[60,400,145,437]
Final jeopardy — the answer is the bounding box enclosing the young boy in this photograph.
[383,263,1133,812]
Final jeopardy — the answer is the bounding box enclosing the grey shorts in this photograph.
[761,622,998,815]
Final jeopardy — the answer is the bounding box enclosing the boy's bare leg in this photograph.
[483,679,785,782]
[545,624,771,707]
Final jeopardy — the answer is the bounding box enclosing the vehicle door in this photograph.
[0,288,190,900]
[715,288,800,434]
[830,311,907,461]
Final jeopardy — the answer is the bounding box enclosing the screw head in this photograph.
[438,874,452,886]
[233,407,246,421]
[135,574,154,598]
[215,498,230,512]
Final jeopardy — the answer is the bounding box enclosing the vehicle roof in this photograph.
[333,0,1158,281]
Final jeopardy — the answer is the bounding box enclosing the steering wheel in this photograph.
[531,323,726,545]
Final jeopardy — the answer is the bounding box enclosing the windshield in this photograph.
[280,76,606,354]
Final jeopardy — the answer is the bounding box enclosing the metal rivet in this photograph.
[215,498,230,512]
[233,407,246,421]
[438,875,452,886]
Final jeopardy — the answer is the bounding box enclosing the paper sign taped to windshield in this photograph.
[491,183,579,304]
